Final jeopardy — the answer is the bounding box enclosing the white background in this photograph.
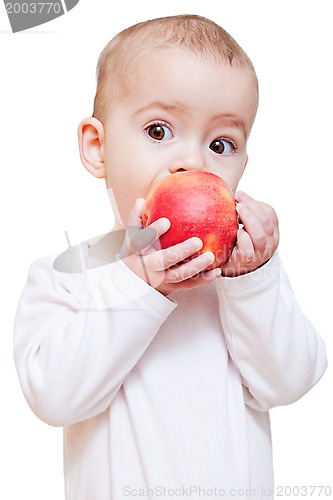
[1,0,332,498]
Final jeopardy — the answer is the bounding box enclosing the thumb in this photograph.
[121,198,157,257]
[126,198,145,228]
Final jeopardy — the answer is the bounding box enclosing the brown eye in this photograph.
[210,139,225,154]
[146,123,173,141]
[209,138,236,155]
[148,125,165,140]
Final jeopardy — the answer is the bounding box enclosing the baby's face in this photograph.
[102,49,258,227]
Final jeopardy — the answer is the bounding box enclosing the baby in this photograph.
[14,14,327,500]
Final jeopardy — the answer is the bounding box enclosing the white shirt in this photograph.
[14,246,327,500]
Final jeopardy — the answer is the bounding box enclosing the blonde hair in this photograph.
[93,14,258,121]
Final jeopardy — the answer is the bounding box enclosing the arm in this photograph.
[14,197,224,428]
[217,253,327,410]
[14,254,176,427]
[217,190,327,410]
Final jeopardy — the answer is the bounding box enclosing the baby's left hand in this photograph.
[220,191,279,277]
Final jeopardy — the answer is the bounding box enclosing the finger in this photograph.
[126,198,146,227]
[122,198,148,256]
[126,218,170,255]
[236,191,277,235]
[236,227,255,262]
[150,237,203,272]
[222,221,278,277]
[236,202,267,250]
[165,252,215,283]
[222,228,254,273]
[165,267,222,292]
[124,198,172,255]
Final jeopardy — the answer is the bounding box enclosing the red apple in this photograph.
[141,170,238,269]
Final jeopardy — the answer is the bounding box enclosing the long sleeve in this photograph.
[216,252,327,411]
[13,254,176,427]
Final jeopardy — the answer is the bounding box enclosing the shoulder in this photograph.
[23,228,127,300]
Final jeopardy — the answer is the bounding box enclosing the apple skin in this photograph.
[141,170,238,269]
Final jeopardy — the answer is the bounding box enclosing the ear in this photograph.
[78,117,106,179]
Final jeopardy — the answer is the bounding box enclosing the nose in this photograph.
[168,141,206,174]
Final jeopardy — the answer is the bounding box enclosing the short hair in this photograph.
[92,14,258,122]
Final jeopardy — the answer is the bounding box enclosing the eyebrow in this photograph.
[210,114,246,132]
[133,102,247,135]
[133,101,187,116]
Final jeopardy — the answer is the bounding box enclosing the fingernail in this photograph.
[134,198,145,212]
[204,251,215,263]
[191,237,203,250]
[211,268,222,278]
[160,218,171,231]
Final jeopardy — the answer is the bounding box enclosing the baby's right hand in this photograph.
[120,199,221,296]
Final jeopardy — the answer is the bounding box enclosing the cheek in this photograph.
[104,159,151,225]
[228,179,241,193]
[104,129,153,176]
[229,154,247,189]
[214,161,246,193]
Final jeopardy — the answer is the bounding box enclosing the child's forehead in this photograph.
[103,49,258,133]
[100,52,256,126]
[115,45,254,90]
[94,27,258,123]
[126,48,257,99]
